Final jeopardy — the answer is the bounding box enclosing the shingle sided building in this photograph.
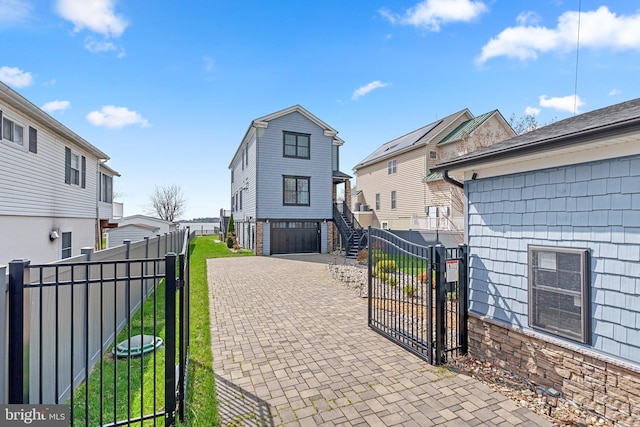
[433,98,640,426]
[228,105,351,256]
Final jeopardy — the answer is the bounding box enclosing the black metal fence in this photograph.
[367,227,467,365]
[7,230,191,426]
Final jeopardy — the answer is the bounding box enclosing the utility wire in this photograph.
[573,0,582,115]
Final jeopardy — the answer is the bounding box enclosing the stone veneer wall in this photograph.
[327,221,336,253]
[256,221,263,256]
[469,314,640,426]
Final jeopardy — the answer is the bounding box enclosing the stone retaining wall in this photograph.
[469,314,640,426]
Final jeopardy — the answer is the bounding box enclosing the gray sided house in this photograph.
[229,105,351,255]
[433,98,640,426]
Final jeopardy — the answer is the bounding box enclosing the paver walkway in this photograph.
[208,255,552,426]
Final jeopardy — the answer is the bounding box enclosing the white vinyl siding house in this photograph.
[229,105,348,255]
[353,109,515,232]
[0,81,120,265]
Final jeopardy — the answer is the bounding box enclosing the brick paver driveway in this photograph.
[208,255,552,426]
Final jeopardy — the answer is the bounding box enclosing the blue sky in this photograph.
[1,0,639,219]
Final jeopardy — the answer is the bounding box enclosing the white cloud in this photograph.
[516,11,539,26]
[524,106,541,116]
[0,66,33,87]
[203,56,215,73]
[42,100,70,113]
[608,88,621,96]
[56,0,128,38]
[84,38,126,57]
[539,94,585,114]
[478,6,640,63]
[86,106,150,129]
[352,81,389,100]
[381,0,488,31]
[0,0,32,25]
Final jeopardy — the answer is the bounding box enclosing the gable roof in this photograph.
[230,105,343,169]
[437,110,499,145]
[353,109,471,170]
[432,98,640,174]
[0,81,109,160]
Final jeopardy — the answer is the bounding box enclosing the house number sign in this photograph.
[446,260,458,283]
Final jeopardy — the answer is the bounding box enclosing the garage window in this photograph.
[283,176,310,206]
[528,245,590,344]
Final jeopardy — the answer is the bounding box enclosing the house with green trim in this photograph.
[352,108,514,232]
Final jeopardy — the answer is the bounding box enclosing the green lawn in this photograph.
[72,236,253,426]
[180,236,253,426]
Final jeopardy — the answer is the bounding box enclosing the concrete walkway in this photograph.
[208,255,552,426]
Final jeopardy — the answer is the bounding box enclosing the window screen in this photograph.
[528,245,590,343]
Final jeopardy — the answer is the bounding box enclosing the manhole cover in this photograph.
[113,335,163,358]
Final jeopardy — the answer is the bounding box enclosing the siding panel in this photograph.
[467,154,640,364]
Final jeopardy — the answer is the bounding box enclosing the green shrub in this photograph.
[388,276,398,286]
[371,269,378,278]
[376,260,397,273]
[404,284,416,297]
[378,272,388,281]
[226,235,234,248]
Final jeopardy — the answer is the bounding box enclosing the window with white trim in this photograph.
[528,245,590,344]
[390,190,396,210]
[375,193,380,210]
[381,221,389,230]
[64,147,86,187]
[99,173,113,203]
[2,114,24,146]
[387,159,397,174]
[61,231,72,259]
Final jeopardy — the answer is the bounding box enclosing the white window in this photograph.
[70,153,80,185]
[99,173,113,203]
[381,221,389,230]
[375,193,380,210]
[387,159,397,174]
[61,232,72,259]
[65,147,85,187]
[429,150,437,160]
[2,115,24,146]
[529,245,590,344]
[390,190,396,210]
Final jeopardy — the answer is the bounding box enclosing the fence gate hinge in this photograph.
[177,279,185,289]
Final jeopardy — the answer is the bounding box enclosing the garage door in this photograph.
[271,221,319,254]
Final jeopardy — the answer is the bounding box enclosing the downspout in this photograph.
[442,170,464,189]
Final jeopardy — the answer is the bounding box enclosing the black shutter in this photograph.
[64,147,71,184]
[28,127,37,153]
[81,156,86,188]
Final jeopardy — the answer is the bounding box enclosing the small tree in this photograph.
[148,185,186,222]
[226,212,235,248]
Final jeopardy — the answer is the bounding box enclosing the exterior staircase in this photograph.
[333,202,367,258]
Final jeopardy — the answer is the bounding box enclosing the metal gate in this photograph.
[367,228,468,365]
[7,233,190,426]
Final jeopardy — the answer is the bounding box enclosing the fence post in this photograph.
[8,259,30,403]
[367,226,372,326]
[0,266,6,403]
[434,245,446,365]
[458,244,469,355]
[164,253,177,426]
[124,240,131,317]
[178,251,186,421]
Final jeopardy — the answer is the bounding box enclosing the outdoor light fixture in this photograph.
[49,230,59,241]
[471,172,478,180]
[543,386,561,416]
